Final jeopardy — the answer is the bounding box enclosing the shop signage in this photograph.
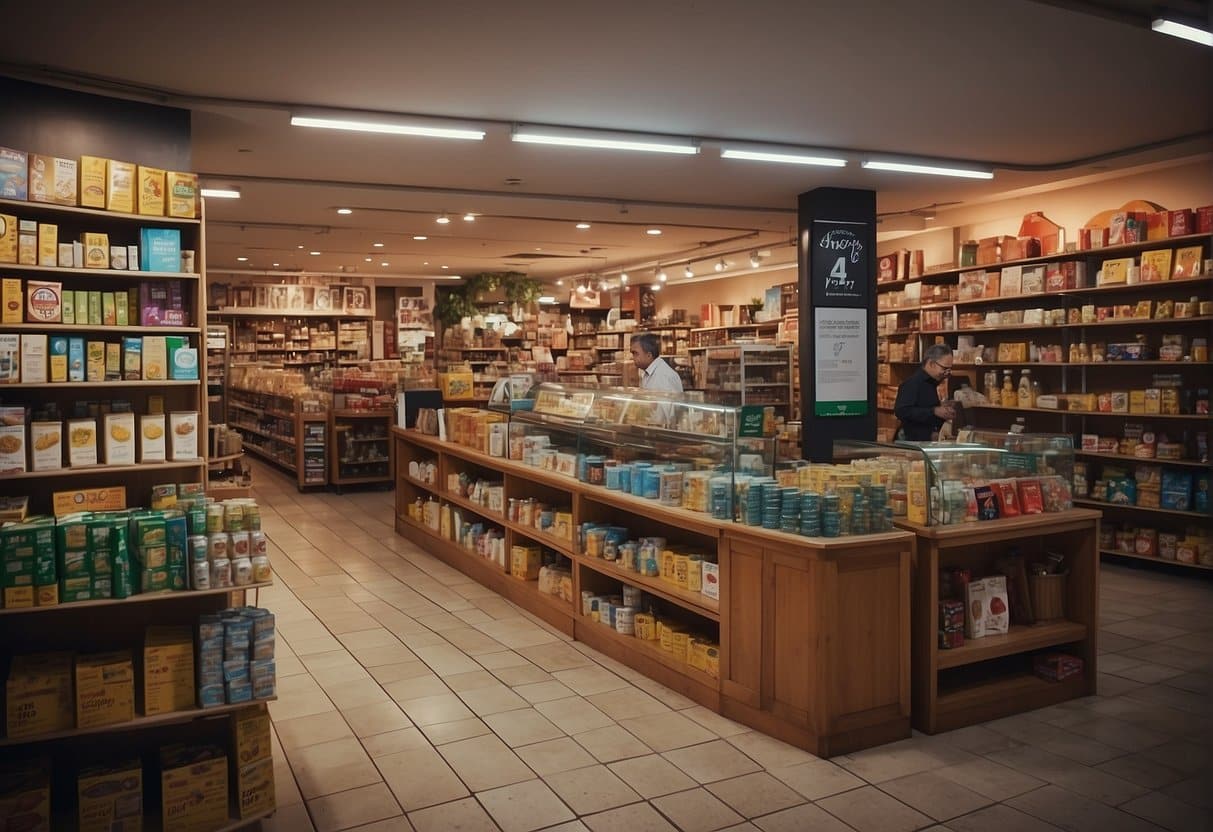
[810,220,869,308]
[813,307,868,417]
[738,406,765,437]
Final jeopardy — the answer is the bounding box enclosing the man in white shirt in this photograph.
[630,333,683,393]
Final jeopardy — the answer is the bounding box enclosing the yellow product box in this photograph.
[704,645,720,679]
[52,487,126,518]
[671,631,691,664]
[75,649,134,729]
[1129,390,1147,414]
[160,746,228,832]
[105,160,135,213]
[67,418,99,467]
[907,467,928,525]
[233,706,273,764]
[143,625,195,715]
[26,280,61,323]
[18,219,36,265]
[509,545,542,580]
[234,755,275,820]
[136,166,166,216]
[166,171,198,218]
[78,759,142,832]
[2,278,21,323]
[0,423,27,474]
[140,414,166,463]
[0,760,51,832]
[86,341,105,382]
[142,335,166,380]
[20,334,46,384]
[0,213,16,263]
[4,586,33,608]
[102,292,116,326]
[5,652,74,739]
[1143,388,1161,414]
[82,232,109,269]
[103,412,136,466]
[1068,393,1096,412]
[36,224,57,267]
[105,343,120,380]
[687,639,709,672]
[1098,257,1133,286]
[28,155,77,205]
[633,612,658,640]
[439,371,474,400]
[78,156,107,208]
[35,584,57,606]
[30,422,63,472]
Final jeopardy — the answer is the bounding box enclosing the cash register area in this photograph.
[247,460,1212,832]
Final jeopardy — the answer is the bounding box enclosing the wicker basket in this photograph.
[1030,573,1067,621]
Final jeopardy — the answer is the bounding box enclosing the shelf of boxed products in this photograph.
[0,580,272,617]
[573,544,720,621]
[2,459,205,480]
[906,273,1213,313]
[968,403,1206,420]
[928,315,1213,336]
[1074,450,1208,467]
[0,322,202,335]
[0,195,201,226]
[575,608,720,693]
[875,231,1213,293]
[1,262,199,280]
[935,620,1087,671]
[1099,548,1213,571]
[211,308,373,318]
[1073,498,1208,520]
[5,379,199,389]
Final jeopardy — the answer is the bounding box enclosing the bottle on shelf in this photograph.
[1030,377,1043,408]
[1018,369,1032,408]
[1001,371,1017,407]
[984,370,999,399]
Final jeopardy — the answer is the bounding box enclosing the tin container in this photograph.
[188,534,208,563]
[614,606,636,635]
[205,504,224,533]
[192,559,211,590]
[208,532,229,560]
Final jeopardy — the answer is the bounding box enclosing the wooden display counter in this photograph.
[895,510,1101,734]
[393,427,914,756]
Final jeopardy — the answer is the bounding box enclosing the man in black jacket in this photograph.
[894,344,956,441]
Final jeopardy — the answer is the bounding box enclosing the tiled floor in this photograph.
[248,461,1213,832]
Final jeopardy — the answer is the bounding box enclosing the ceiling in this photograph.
[1,0,1210,288]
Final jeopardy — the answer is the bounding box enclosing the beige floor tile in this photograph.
[535,697,615,734]
[584,689,671,721]
[307,782,402,832]
[574,725,652,763]
[370,661,435,685]
[439,733,535,791]
[878,770,994,822]
[944,804,1064,832]
[816,785,932,832]
[269,690,336,723]
[325,677,392,710]
[609,753,699,798]
[679,706,750,738]
[934,757,1046,802]
[418,716,494,745]
[492,664,554,686]
[552,666,632,696]
[514,680,578,704]
[291,634,346,655]
[663,740,762,784]
[385,673,450,702]
[477,650,534,671]
[1063,716,1172,753]
[705,772,804,819]
[363,727,431,757]
[478,778,576,832]
[651,787,745,832]
[444,670,503,692]
[766,758,864,801]
[400,693,476,726]
[289,736,383,799]
[753,803,856,832]
[312,662,374,686]
[275,710,355,750]
[515,736,598,776]
[345,817,416,831]
[354,643,422,667]
[262,802,316,832]
[582,802,679,832]
[619,711,715,752]
[483,708,565,747]
[835,735,973,783]
[1120,791,1212,832]
[274,760,304,806]
[300,650,360,674]
[545,764,642,815]
[343,700,414,737]
[458,683,531,716]
[376,745,470,811]
[407,797,499,832]
[444,626,509,655]
[1006,785,1159,832]
[517,642,596,671]
[414,644,484,676]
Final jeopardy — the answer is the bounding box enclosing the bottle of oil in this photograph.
[1001,371,1016,407]
[1018,369,1032,408]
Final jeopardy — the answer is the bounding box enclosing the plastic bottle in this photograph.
[1018,369,1032,408]
[1001,371,1016,407]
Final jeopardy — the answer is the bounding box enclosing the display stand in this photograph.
[329,408,394,491]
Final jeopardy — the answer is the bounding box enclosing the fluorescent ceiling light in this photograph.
[413,235,428,241]
[646,228,662,236]
[200,188,240,199]
[538,296,557,304]
[862,159,993,179]
[236,256,248,262]
[512,124,699,155]
[575,222,591,230]
[1152,18,1213,46]
[721,148,847,167]
[309,251,321,256]
[373,242,385,247]
[336,208,352,215]
[463,213,476,222]
[290,113,486,140]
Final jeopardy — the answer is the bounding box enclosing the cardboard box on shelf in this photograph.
[166,171,198,219]
[0,147,28,200]
[143,625,196,714]
[30,422,62,472]
[103,413,136,466]
[168,411,198,460]
[77,759,142,832]
[2,278,21,323]
[0,759,50,832]
[137,165,166,216]
[5,652,74,738]
[0,213,16,263]
[160,745,228,832]
[78,155,107,208]
[19,334,46,384]
[26,280,61,323]
[75,650,134,729]
[36,223,56,267]
[106,160,135,213]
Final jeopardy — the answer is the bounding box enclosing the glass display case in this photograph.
[508,383,774,516]
[834,430,1075,526]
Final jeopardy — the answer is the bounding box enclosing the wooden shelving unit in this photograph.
[227,386,328,490]
[330,408,394,490]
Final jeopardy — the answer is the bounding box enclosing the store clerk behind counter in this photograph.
[894,343,957,441]
[630,333,683,393]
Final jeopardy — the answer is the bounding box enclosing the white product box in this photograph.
[140,414,166,463]
[68,418,98,467]
[29,421,62,471]
[0,424,26,473]
[19,334,46,384]
[103,413,136,465]
[168,411,198,460]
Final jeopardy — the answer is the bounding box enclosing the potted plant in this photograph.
[748,297,765,322]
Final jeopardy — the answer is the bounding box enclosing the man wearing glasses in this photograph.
[894,343,957,441]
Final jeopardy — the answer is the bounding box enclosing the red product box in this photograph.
[939,600,965,630]
[1017,479,1044,514]
[1168,209,1195,237]
[993,480,1021,517]
[1196,205,1213,234]
[1146,212,1170,241]
[938,629,964,650]
[1034,652,1084,682]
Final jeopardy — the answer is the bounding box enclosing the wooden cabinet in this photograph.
[330,408,393,489]
[393,427,914,756]
[899,510,1101,734]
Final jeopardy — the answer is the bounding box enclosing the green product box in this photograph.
[140,568,169,593]
[34,548,56,586]
[165,514,187,569]
[115,291,129,326]
[102,292,116,326]
[59,550,89,580]
[55,513,92,553]
[131,515,166,548]
[167,566,187,591]
[61,575,92,602]
[4,559,33,587]
[112,547,134,599]
[62,291,75,325]
[178,483,206,499]
[88,291,102,326]
[88,549,111,577]
[74,290,88,324]
[92,576,112,598]
[86,519,112,553]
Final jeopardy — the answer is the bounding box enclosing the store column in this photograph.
[797,187,877,461]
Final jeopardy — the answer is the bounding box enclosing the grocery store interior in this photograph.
[0,1,1211,831]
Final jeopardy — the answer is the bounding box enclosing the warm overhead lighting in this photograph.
[436,213,451,224]
[657,269,668,282]
[441,265,449,270]
[1151,17,1213,46]
[236,256,248,262]
[619,272,629,283]
[646,228,662,236]
[200,188,240,199]
[336,208,353,215]
[272,263,279,267]
[556,279,564,286]
[862,159,994,179]
[289,112,486,140]
[512,124,699,155]
[683,265,693,278]
[721,148,847,167]
[576,284,588,294]
[309,251,322,256]
[715,258,727,272]
[750,252,761,268]
[538,296,557,304]
[364,257,373,262]
[423,261,430,265]
[372,242,384,247]
[575,222,591,230]
[650,284,662,291]
[381,262,389,266]
[413,235,428,241]
[463,213,476,222]
[297,245,304,249]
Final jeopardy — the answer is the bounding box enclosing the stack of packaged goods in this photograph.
[579,584,720,679]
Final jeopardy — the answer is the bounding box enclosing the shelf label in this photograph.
[813,307,868,417]
[52,486,127,517]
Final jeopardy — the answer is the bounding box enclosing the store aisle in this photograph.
[248,460,1212,832]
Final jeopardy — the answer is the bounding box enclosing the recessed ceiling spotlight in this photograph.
[657,269,668,282]
[715,258,726,272]
[236,256,248,262]
[749,252,761,268]
[650,283,662,291]
[297,245,304,249]
[373,242,384,247]
[413,235,428,241]
[441,265,449,269]
[646,228,662,236]
[436,213,451,224]
[272,262,279,267]
[556,279,564,286]
[423,261,430,265]
[463,213,476,222]
[381,262,389,267]
[683,265,693,278]
[576,284,588,294]
[336,208,353,215]
[310,251,322,256]
[365,257,373,262]
[575,222,591,230]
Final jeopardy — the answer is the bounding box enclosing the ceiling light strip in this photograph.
[512,124,699,155]
[721,148,847,167]
[1151,18,1213,46]
[290,114,486,140]
[861,159,993,179]
[200,188,241,199]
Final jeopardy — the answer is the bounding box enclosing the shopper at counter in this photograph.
[630,333,683,393]
[895,343,956,441]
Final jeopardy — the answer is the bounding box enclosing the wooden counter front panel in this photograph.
[722,538,763,708]
[770,551,813,727]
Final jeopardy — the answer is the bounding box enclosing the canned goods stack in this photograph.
[800,491,822,536]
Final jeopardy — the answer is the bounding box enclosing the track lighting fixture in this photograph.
[715,258,727,272]
[657,269,668,282]
[620,272,629,283]
[749,252,761,268]
[683,265,694,279]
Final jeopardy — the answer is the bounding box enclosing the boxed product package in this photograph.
[2,278,20,323]
[18,220,36,266]
[105,160,135,213]
[67,337,84,382]
[48,336,67,382]
[68,419,98,467]
[137,165,166,216]
[965,576,1010,639]
[0,212,15,263]
[0,759,50,832]
[140,414,166,462]
[0,147,28,199]
[139,228,181,272]
[509,544,542,580]
[77,759,142,832]
[19,334,46,384]
[234,756,275,820]
[75,650,134,728]
[142,335,166,380]
[169,412,198,460]
[0,334,17,384]
[166,171,198,219]
[85,341,104,382]
[5,652,74,738]
[82,233,109,269]
[78,155,107,207]
[103,412,136,465]
[25,280,61,323]
[160,745,228,832]
[0,421,26,474]
[167,337,198,380]
[36,223,57,267]
[1034,652,1084,682]
[29,422,62,472]
[122,336,142,380]
[28,155,76,205]
[144,625,196,714]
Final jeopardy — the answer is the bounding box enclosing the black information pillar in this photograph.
[797,188,878,461]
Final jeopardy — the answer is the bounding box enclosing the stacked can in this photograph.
[822,494,842,537]
[851,491,870,536]
[762,482,782,530]
[780,487,801,533]
[800,491,822,536]
[868,485,890,532]
[631,462,652,497]
[744,480,764,526]
[710,476,732,520]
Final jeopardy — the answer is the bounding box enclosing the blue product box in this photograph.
[165,514,187,568]
[68,337,85,381]
[139,227,181,272]
[199,684,225,708]
[226,679,254,704]
[223,659,250,682]
[0,147,28,199]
